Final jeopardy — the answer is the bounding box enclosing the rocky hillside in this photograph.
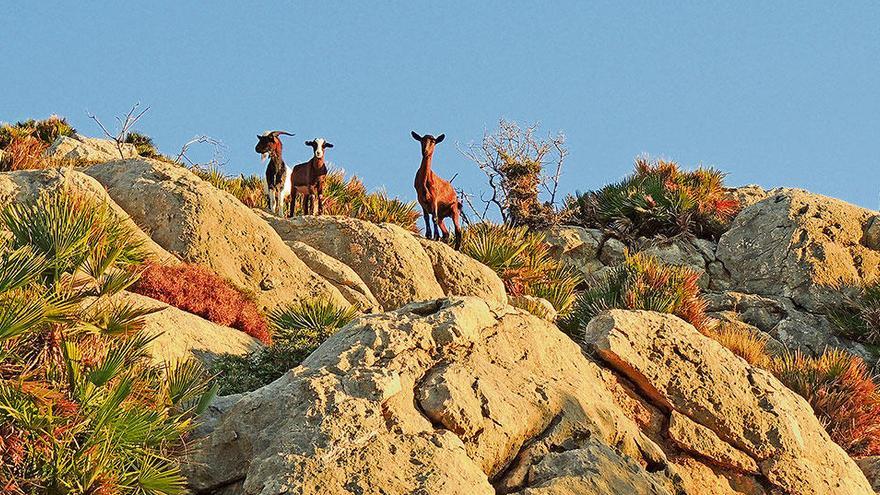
[3,133,880,494]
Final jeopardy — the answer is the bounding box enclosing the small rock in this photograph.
[599,237,627,265]
[863,215,880,250]
[667,411,759,474]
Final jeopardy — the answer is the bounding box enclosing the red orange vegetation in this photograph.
[770,349,880,456]
[131,262,271,344]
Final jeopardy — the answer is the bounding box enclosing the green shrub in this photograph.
[124,131,161,158]
[0,191,214,494]
[770,349,880,456]
[211,298,359,395]
[460,223,582,315]
[828,281,880,345]
[0,115,76,150]
[567,158,740,242]
[560,251,711,336]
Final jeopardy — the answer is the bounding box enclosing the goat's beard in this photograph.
[261,152,268,161]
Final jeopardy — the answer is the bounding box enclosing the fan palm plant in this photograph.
[0,191,214,495]
[460,223,583,315]
[211,298,359,395]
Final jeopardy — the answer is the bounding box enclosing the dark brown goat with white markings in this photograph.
[290,138,333,216]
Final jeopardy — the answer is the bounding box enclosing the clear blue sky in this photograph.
[3,2,879,210]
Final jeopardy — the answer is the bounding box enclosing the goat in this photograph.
[290,138,333,216]
[411,131,462,250]
[255,130,295,216]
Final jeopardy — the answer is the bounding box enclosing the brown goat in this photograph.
[290,138,333,216]
[412,131,462,250]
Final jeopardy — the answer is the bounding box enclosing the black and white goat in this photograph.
[255,130,295,215]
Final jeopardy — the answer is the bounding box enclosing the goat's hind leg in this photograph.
[423,211,433,239]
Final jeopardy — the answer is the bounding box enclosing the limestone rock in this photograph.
[544,225,607,279]
[0,167,175,264]
[419,238,508,305]
[85,159,348,311]
[864,215,880,251]
[512,440,676,495]
[599,237,627,266]
[114,291,262,365]
[510,294,558,321]
[667,411,759,474]
[725,185,770,210]
[637,239,708,288]
[186,298,674,494]
[45,135,138,162]
[287,240,382,311]
[585,309,873,495]
[717,189,880,311]
[261,213,444,309]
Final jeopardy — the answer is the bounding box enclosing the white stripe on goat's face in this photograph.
[313,138,326,159]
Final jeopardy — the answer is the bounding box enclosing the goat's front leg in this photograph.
[289,191,297,218]
[316,192,324,215]
[267,189,276,215]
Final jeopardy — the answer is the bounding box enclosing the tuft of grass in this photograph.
[828,281,880,345]
[706,323,772,367]
[567,157,740,242]
[0,190,213,495]
[124,131,161,158]
[0,136,49,172]
[130,262,271,344]
[460,223,583,315]
[561,251,711,336]
[211,298,358,395]
[770,349,880,456]
[0,115,76,150]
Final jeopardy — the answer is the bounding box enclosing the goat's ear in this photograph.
[435,134,445,143]
[305,140,315,147]
[257,135,263,139]
[324,142,334,148]
[411,131,422,141]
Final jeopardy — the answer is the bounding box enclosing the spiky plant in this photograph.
[124,131,161,158]
[0,115,76,150]
[560,252,711,336]
[770,349,880,456]
[211,298,359,395]
[828,281,880,345]
[0,190,214,495]
[567,157,740,242]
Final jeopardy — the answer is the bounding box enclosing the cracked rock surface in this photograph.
[185,298,674,494]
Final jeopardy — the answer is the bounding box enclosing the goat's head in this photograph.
[255,130,294,160]
[305,138,334,160]
[411,131,445,156]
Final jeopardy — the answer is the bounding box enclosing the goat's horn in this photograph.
[272,131,295,137]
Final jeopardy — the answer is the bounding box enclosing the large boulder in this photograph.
[185,298,676,494]
[262,213,442,309]
[286,240,382,311]
[0,167,175,263]
[585,309,873,495]
[717,189,880,311]
[85,159,348,311]
[45,134,138,162]
[418,239,507,305]
[115,291,262,365]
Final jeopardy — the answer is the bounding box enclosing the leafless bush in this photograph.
[461,119,567,227]
[87,102,150,158]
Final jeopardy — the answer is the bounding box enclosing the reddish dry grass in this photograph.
[1,136,49,172]
[131,263,271,344]
[771,349,880,456]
